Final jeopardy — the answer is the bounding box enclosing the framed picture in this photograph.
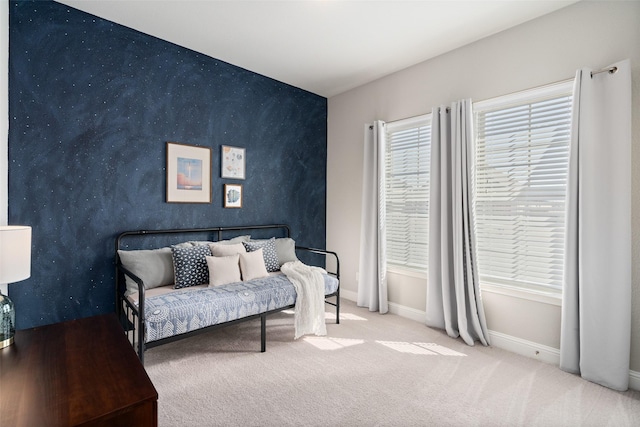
[166,142,212,203]
[221,145,245,179]
[224,184,243,208]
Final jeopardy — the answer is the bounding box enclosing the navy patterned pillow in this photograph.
[242,238,280,272]
[171,244,212,288]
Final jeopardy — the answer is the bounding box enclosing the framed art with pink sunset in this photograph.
[166,142,212,203]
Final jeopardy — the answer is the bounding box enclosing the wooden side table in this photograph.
[0,313,158,426]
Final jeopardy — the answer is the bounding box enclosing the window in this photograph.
[473,82,573,294]
[384,114,431,272]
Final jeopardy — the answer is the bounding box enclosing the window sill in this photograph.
[386,266,428,280]
[480,282,562,306]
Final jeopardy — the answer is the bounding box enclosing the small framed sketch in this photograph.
[166,142,212,203]
[221,145,245,179]
[224,184,243,208]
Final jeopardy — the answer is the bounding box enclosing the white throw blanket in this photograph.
[281,261,327,339]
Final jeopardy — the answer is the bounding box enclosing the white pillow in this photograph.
[239,248,269,281]
[206,254,241,287]
[242,238,280,272]
[209,242,246,257]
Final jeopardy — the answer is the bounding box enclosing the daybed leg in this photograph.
[138,332,145,364]
[260,314,266,352]
[336,289,340,324]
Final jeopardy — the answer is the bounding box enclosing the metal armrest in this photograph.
[115,262,146,359]
[294,246,340,279]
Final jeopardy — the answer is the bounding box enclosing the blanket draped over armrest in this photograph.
[281,261,328,339]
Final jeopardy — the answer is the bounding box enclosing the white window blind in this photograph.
[473,82,573,293]
[384,114,431,272]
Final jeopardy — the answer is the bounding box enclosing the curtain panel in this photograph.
[357,121,389,313]
[560,59,632,391]
[426,100,490,346]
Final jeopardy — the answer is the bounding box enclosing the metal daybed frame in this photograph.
[115,224,340,363]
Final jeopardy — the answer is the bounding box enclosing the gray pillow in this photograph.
[224,235,251,244]
[190,235,250,246]
[242,238,279,272]
[274,238,298,266]
[117,248,174,295]
[250,237,298,267]
[171,244,212,289]
[173,241,194,249]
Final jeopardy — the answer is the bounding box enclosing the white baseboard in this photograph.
[340,289,357,302]
[339,293,639,391]
[487,330,560,365]
[629,370,640,391]
[388,302,425,323]
[485,331,640,391]
[339,290,426,322]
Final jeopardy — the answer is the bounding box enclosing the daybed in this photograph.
[115,224,340,363]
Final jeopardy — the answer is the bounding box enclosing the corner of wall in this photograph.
[2,0,9,296]
[2,0,8,226]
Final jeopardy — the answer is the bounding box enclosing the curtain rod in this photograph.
[369,65,618,129]
[369,123,387,130]
[591,66,618,78]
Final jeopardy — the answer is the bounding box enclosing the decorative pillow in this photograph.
[173,242,193,249]
[171,244,212,289]
[187,241,215,246]
[209,242,246,257]
[239,248,269,281]
[206,254,241,287]
[276,238,298,266]
[187,235,250,246]
[117,248,173,294]
[242,238,279,272]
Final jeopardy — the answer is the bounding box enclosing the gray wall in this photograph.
[327,0,640,371]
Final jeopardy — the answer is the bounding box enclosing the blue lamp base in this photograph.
[0,292,15,349]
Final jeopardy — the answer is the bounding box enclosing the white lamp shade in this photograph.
[0,226,32,284]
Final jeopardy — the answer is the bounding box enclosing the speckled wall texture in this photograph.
[8,1,327,329]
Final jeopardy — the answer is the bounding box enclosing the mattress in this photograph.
[130,272,339,343]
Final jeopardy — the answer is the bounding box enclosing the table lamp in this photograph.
[0,225,32,349]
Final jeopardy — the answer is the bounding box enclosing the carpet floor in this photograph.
[144,299,640,426]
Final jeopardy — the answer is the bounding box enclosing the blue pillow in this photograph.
[171,244,212,288]
[242,238,280,272]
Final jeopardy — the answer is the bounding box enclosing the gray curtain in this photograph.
[357,121,388,313]
[560,59,632,391]
[426,100,489,346]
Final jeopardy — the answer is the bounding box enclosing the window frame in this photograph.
[383,113,432,276]
[472,80,573,300]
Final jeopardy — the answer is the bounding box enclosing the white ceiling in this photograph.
[56,0,579,97]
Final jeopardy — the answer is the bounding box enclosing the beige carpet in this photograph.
[145,299,640,426]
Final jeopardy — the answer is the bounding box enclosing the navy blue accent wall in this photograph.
[8,1,327,329]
